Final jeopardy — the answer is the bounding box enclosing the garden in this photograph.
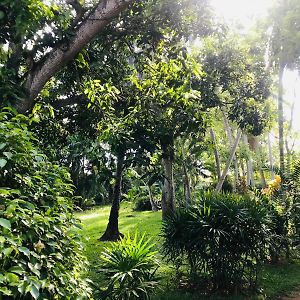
[1,0,300,299]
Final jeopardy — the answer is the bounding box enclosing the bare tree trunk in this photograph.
[268,133,275,180]
[243,135,254,186]
[285,100,295,175]
[209,128,221,180]
[161,142,176,218]
[17,0,133,113]
[248,136,267,188]
[215,129,242,193]
[100,150,125,241]
[183,162,192,206]
[147,184,158,212]
[278,62,286,175]
[222,112,239,190]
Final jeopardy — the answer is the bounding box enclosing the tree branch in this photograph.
[17,0,134,114]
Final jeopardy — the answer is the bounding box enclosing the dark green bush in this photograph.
[134,197,153,211]
[0,108,91,298]
[100,232,159,299]
[161,192,273,292]
[73,195,96,210]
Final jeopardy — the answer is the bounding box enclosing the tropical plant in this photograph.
[161,192,274,292]
[0,107,91,298]
[100,232,159,300]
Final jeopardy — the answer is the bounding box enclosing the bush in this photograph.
[161,191,273,292]
[73,195,96,210]
[0,108,91,299]
[100,232,159,299]
[134,197,153,211]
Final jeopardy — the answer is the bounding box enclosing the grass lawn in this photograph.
[76,203,300,299]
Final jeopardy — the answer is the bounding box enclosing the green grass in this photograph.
[76,202,162,285]
[77,203,300,299]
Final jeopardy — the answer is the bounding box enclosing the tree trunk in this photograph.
[100,150,125,241]
[268,133,275,180]
[243,135,254,186]
[161,144,175,218]
[278,62,286,175]
[285,100,295,175]
[209,128,221,180]
[183,161,192,207]
[246,158,254,186]
[256,138,267,188]
[215,129,242,193]
[147,184,158,212]
[222,112,239,191]
[17,0,133,113]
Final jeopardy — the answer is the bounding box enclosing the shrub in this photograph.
[161,191,273,292]
[100,232,159,299]
[0,108,92,299]
[134,197,153,211]
[73,195,96,210]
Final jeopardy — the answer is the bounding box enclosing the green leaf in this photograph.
[0,286,12,296]
[9,266,25,275]
[0,142,6,150]
[0,158,7,168]
[18,281,28,294]
[18,247,30,257]
[0,218,11,230]
[30,285,40,300]
[3,152,12,159]
[5,272,19,284]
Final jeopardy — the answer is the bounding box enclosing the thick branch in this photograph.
[18,0,134,114]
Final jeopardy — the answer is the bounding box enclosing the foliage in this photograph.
[0,107,91,299]
[195,36,271,136]
[268,0,300,69]
[262,175,281,196]
[79,204,300,299]
[282,160,300,253]
[161,192,274,292]
[100,232,159,299]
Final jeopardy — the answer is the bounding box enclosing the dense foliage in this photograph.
[100,232,159,299]
[161,192,274,292]
[0,108,91,299]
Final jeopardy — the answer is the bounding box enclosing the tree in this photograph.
[194,36,271,190]
[0,0,134,112]
[267,0,300,175]
[1,0,214,113]
[130,46,206,217]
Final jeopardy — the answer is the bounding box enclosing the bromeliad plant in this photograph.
[100,232,159,300]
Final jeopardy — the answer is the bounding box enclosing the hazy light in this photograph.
[211,0,274,31]
[211,0,300,138]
